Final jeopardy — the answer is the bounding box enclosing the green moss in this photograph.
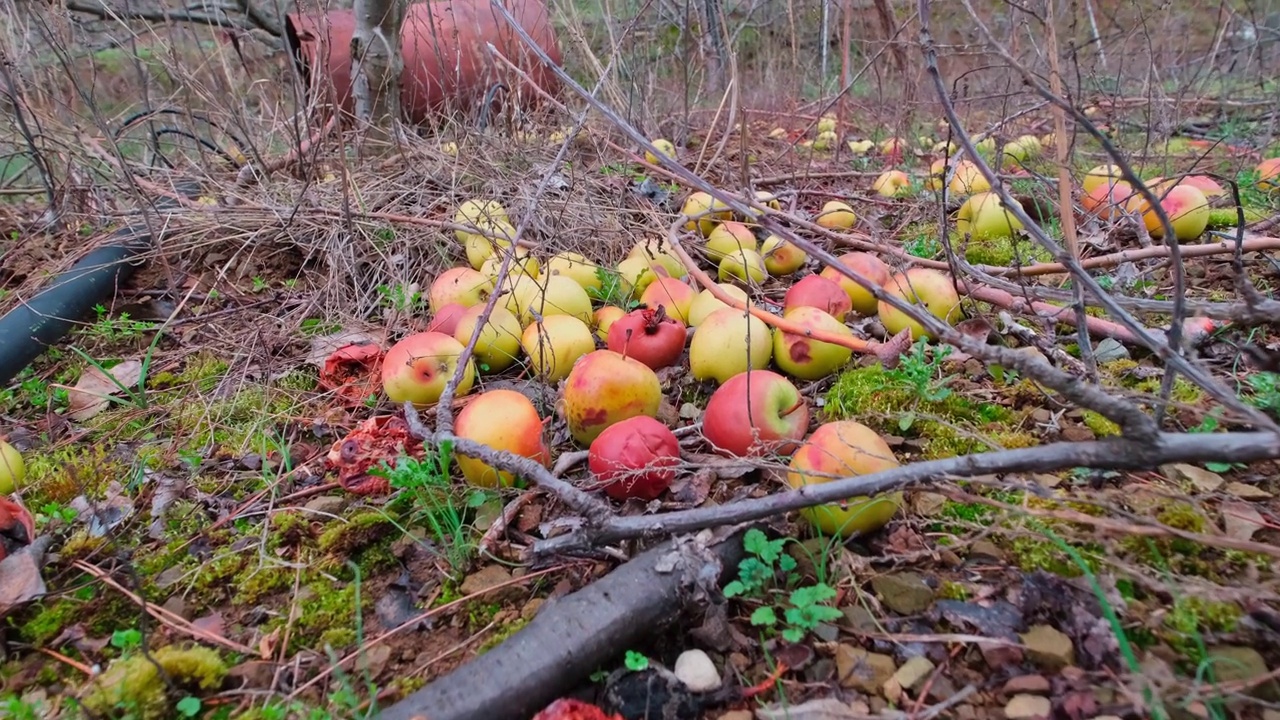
[1163,596,1242,664]
[23,443,131,505]
[1006,535,1102,577]
[1206,206,1269,229]
[960,232,1053,267]
[176,352,229,392]
[288,582,362,651]
[318,511,395,555]
[938,581,969,601]
[80,645,226,720]
[15,600,80,645]
[1081,410,1121,437]
[476,617,529,653]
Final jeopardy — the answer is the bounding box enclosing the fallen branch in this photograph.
[531,431,1280,555]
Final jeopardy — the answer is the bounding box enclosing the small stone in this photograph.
[1093,338,1129,363]
[1061,425,1094,442]
[727,652,750,672]
[889,656,935,692]
[804,658,835,683]
[980,639,1024,668]
[154,566,185,588]
[913,492,947,516]
[811,623,839,643]
[868,696,887,714]
[304,495,346,516]
[841,605,877,632]
[1262,711,1280,720]
[1225,482,1273,500]
[1203,646,1277,699]
[847,700,870,715]
[673,649,721,692]
[520,598,545,621]
[1222,501,1267,540]
[716,712,752,720]
[355,644,392,679]
[161,595,189,620]
[1031,473,1063,488]
[925,676,957,703]
[679,402,702,420]
[870,572,935,615]
[227,660,276,687]
[1161,464,1223,493]
[834,644,896,694]
[969,540,1004,560]
[1003,674,1051,695]
[955,704,977,720]
[1020,624,1075,672]
[460,565,513,598]
[1005,693,1052,719]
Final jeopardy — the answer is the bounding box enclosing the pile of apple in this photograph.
[373,185,971,539]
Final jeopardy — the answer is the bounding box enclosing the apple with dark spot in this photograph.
[772,306,855,381]
[562,350,663,445]
[702,370,809,458]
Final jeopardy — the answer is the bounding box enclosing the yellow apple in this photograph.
[820,252,892,316]
[787,421,902,538]
[815,200,857,230]
[0,439,24,495]
[877,268,962,341]
[689,308,773,384]
[718,249,767,285]
[872,170,912,198]
[382,331,476,408]
[428,268,492,314]
[454,389,551,488]
[682,191,733,236]
[957,191,1025,241]
[645,138,676,165]
[547,251,603,292]
[688,284,750,326]
[773,306,855,381]
[453,199,510,243]
[705,221,760,262]
[453,305,523,373]
[521,315,597,383]
[760,235,808,275]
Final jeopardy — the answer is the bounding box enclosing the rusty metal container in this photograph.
[286,0,563,124]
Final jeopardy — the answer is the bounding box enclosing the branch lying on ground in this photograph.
[65,0,254,30]
[917,0,1277,433]
[531,431,1280,555]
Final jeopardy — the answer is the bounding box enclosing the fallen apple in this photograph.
[563,349,663,445]
[607,306,688,370]
[454,389,550,488]
[819,252,891,316]
[645,138,676,165]
[702,370,808,457]
[718,249,767,285]
[682,191,733,236]
[787,420,902,538]
[948,161,990,195]
[878,137,907,157]
[639,276,698,324]
[687,284,750,326]
[479,246,539,282]
[813,130,838,152]
[454,304,523,373]
[627,237,677,263]
[463,221,517,269]
[760,235,808,275]
[425,303,467,336]
[817,114,838,134]
[877,268,962,341]
[535,274,595,325]
[0,439,24,494]
[593,305,627,341]
[454,199,510,244]
[872,170,912,198]
[1003,134,1042,164]
[547,251,603,292]
[705,221,760,262]
[1258,157,1280,192]
[815,201,856,230]
[1167,175,1226,199]
[689,307,773,384]
[428,267,492,314]
[772,306,855,381]
[588,415,680,501]
[1081,164,1123,195]
[1082,180,1136,221]
[1133,183,1210,241]
[382,331,476,408]
[956,191,1024,241]
[499,274,545,327]
[847,139,875,155]
[521,315,597,383]
[784,275,852,319]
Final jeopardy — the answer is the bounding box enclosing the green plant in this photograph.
[79,304,155,343]
[882,342,954,431]
[587,267,637,308]
[624,650,649,671]
[376,283,426,315]
[723,529,841,643]
[1245,372,1280,413]
[723,528,797,599]
[749,583,844,643]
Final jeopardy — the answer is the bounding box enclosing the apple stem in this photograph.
[780,398,806,417]
[622,328,633,360]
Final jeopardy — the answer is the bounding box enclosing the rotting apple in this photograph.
[784,275,852,319]
[593,305,627,341]
[521,315,596,384]
[817,113,837,134]
[877,268,962,341]
[956,191,1024,241]
[772,306,855,381]
[563,349,663,445]
[947,161,990,196]
[760,235,808,275]
[607,306,687,370]
[588,415,680,501]
[645,138,676,165]
[872,170,912,198]
[1134,184,1210,241]
[454,304,523,373]
[718,249,767,285]
[682,191,733,236]
[847,139,875,155]
[428,267,492,314]
[702,370,808,458]
[815,200,857,230]
[425,303,467,336]
[0,439,24,495]
[687,284,750,327]
[382,331,476,408]
[819,252,891,316]
[454,389,550,488]
[787,420,902,538]
[547,251,603,292]
[639,276,697,324]
[689,307,773,384]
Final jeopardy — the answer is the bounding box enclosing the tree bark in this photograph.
[350,0,406,145]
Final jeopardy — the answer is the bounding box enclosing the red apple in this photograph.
[819,252,891,316]
[454,389,551,488]
[639,276,697,324]
[382,331,476,408]
[877,268,962,341]
[589,416,681,501]
[783,275,852,319]
[563,350,663,445]
[702,370,809,458]
[772,306,855,381]
[606,306,688,370]
[428,267,491,314]
[425,303,467,335]
[787,420,902,538]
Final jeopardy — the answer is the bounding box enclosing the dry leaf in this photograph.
[0,537,49,616]
[67,360,144,421]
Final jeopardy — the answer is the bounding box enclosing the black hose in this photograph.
[0,225,151,386]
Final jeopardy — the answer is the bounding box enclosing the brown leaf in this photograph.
[0,537,49,615]
[191,612,227,639]
[66,360,144,421]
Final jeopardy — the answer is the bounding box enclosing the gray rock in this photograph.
[304,495,346,516]
[841,605,878,632]
[835,644,896,694]
[1020,624,1075,672]
[871,572,934,615]
[674,649,721,692]
[1204,646,1277,699]
[1161,464,1223,493]
[460,565,513,598]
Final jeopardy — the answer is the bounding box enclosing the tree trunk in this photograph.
[350,0,406,145]
[701,0,726,94]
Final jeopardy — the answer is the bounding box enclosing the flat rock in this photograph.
[460,564,513,598]
[1222,501,1266,540]
[355,644,392,679]
[1225,482,1273,500]
[969,540,1004,561]
[1005,693,1053,719]
[674,649,721,692]
[1003,674,1051,695]
[870,572,934,615]
[835,644,896,694]
[1161,464,1223,493]
[716,712,752,720]
[1020,624,1075,672]
[304,495,347,516]
[883,656,934,703]
[841,605,878,632]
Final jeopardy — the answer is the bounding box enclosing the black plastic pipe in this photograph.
[0,224,151,386]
